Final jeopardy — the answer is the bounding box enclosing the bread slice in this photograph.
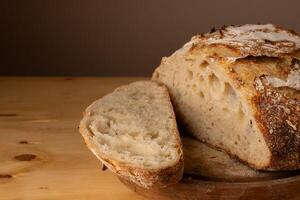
[79,81,183,188]
[152,24,300,170]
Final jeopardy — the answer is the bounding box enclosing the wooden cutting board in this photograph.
[120,136,300,200]
[0,77,299,200]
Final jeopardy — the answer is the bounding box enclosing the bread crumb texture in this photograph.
[153,24,300,170]
[85,81,181,169]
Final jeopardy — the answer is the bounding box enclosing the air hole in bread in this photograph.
[222,107,228,112]
[199,91,204,98]
[208,73,222,93]
[192,84,197,91]
[200,60,209,68]
[237,104,245,120]
[208,73,218,83]
[94,120,110,135]
[150,132,159,139]
[187,70,193,80]
[224,82,236,99]
[157,140,164,146]
[199,75,204,82]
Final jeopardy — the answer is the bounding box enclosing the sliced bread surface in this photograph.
[79,81,183,188]
[153,24,300,170]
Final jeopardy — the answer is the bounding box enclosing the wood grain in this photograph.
[0,77,147,200]
[1,77,300,200]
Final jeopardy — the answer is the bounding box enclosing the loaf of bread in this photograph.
[79,81,183,188]
[153,24,300,170]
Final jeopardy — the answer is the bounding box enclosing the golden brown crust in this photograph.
[253,75,300,170]
[222,57,300,170]
[193,26,300,170]
[216,57,300,170]
[187,24,300,60]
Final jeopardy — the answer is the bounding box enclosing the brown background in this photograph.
[1,0,300,76]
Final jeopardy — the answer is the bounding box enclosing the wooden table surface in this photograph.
[0,77,147,200]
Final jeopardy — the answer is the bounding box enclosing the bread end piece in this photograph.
[79,81,184,188]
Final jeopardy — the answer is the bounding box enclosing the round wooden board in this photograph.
[120,174,300,200]
[119,136,300,200]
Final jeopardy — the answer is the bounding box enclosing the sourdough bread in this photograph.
[152,24,300,170]
[79,81,183,188]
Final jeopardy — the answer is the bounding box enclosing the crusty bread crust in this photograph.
[219,57,300,170]
[219,56,300,170]
[79,81,184,188]
[253,74,300,170]
[153,24,300,170]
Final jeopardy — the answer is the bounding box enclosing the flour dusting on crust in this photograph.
[265,61,300,90]
[187,24,300,60]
